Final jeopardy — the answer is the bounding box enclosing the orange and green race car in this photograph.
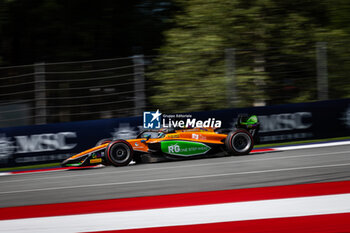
[61,115,260,167]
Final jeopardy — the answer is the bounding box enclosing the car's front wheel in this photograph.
[105,140,134,166]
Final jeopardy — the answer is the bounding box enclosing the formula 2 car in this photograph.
[61,115,260,167]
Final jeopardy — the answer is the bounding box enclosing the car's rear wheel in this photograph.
[105,140,133,166]
[225,130,254,155]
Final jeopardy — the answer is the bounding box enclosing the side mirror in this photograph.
[141,134,151,143]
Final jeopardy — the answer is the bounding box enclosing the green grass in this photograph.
[0,162,60,172]
[1,136,350,172]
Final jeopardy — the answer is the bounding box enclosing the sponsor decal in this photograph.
[192,133,207,140]
[0,134,15,161]
[260,132,314,143]
[143,109,222,129]
[15,132,77,153]
[15,153,73,163]
[340,105,350,129]
[258,112,313,142]
[0,132,77,164]
[192,134,199,140]
[90,158,102,163]
[258,112,312,132]
[91,152,103,158]
[161,141,211,156]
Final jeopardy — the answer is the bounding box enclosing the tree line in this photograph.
[150,0,350,111]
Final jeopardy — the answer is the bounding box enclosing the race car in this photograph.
[61,115,260,167]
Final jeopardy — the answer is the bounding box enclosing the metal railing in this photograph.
[0,56,147,127]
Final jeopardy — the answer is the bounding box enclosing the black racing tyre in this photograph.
[95,138,112,147]
[225,129,254,155]
[105,140,134,166]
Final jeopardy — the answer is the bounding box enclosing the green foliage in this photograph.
[150,0,350,112]
[317,1,350,100]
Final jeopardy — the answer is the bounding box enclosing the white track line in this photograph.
[274,140,350,151]
[0,172,11,176]
[1,193,349,233]
[1,162,350,195]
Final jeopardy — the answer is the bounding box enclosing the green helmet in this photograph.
[239,115,258,125]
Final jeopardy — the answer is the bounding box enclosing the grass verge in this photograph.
[0,163,60,172]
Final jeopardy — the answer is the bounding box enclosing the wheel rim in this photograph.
[231,133,251,153]
[110,143,130,163]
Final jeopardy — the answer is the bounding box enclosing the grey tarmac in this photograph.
[0,144,349,208]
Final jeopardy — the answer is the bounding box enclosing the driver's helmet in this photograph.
[157,128,169,138]
[245,115,258,125]
[237,114,259,129]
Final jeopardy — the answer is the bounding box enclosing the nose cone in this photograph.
[60,158,70,167]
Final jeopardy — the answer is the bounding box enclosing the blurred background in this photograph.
[0,0,350,127]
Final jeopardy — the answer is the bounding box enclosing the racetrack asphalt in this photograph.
[0,144,349,208]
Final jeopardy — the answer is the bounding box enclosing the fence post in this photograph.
[34,62,46,124]
[133,54,146,116]
[225,48,237,107]
[316,42,328,100]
